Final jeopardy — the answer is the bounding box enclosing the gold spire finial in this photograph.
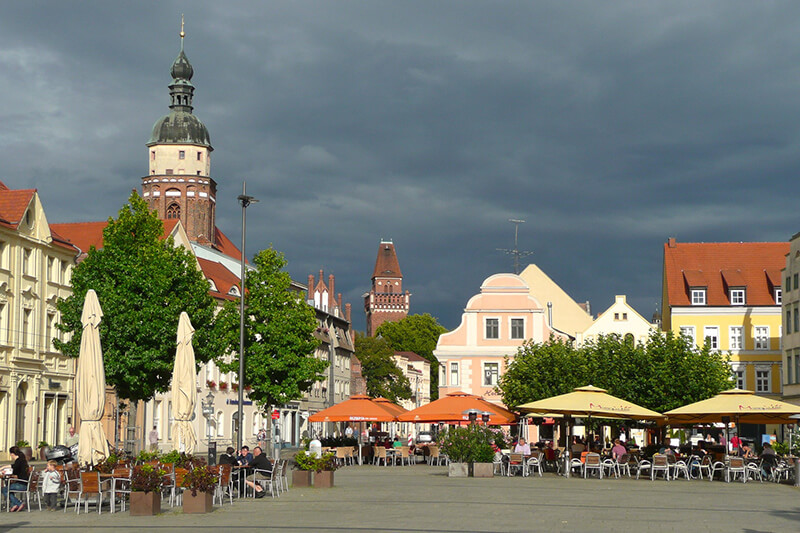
[180,14,185,39]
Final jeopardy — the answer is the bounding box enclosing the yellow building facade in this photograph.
[661,239,787,414]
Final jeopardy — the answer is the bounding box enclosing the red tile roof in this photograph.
[197,257,241,301]
[394,351,427,363]
[663,240,788,307]
[212,227,243,262]
[0,188,35,229]
[372,241,402,278]
[48,222,108,253]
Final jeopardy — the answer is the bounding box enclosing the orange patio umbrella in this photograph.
[373,397,408,417]
[396,391,517,425]
[308,395,399,423]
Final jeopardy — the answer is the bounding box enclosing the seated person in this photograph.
[392,437,403,449]
[237,446,254,466]
[761,443,777,457]
[611,439,627,460]
[513,438,531,456]
[219,446,237,466]
[741,444,756,459]
[244,447,273,498]
[570,437,586,455]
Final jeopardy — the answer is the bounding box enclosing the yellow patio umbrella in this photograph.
[664,389,800,425]
[516,385,665,421]
[516,385,664,477]
[76,289,109,467]
[171,312,198,453]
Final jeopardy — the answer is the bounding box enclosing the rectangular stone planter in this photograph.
[448,462,469,477]
[293,470,312,487]
[130,491,161,516]
[182,491,213,513]
[315,470,334,488]
[471,462,494,478]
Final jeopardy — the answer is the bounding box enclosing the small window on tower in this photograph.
[197,152,202,161]
[166,203,181,220]
[151,151,156,161]
[166,169,173,175]
[197,171,201,176]
[179,150,185,160]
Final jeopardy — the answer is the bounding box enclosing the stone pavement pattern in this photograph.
[1,465,799,532]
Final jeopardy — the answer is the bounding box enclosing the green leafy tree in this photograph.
[375,313,447,400]
[498,331,733,413]
[54,192,220,402]
[354,334,412,402]
[214,248,326,409]
[497,336,587,409]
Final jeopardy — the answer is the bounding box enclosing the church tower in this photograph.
[364,240,410,336]
[141,21,216,244]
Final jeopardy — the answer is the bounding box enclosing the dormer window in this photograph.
[691,289,706,305]
[775,288,782,304]
[228,285,241,297]
[729,289,745,305]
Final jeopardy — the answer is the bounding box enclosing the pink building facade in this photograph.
[435,273,566,408]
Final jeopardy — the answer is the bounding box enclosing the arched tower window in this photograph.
[166,203,181,219]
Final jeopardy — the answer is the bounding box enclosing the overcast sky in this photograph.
[2,1,800,331]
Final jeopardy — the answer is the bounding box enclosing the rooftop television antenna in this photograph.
[497,219,533,275]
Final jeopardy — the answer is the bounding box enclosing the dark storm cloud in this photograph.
[2,1,800,331]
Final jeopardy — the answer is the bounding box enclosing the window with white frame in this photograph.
[756,369,770,393]
[21,308,31,348]
[795,349,800,385]
[729,326,743,350]
[776,288,782,304]
[450,362,459,386]
[679,326,696,345]
[734,369,745,390]
[510,318,524,340]
[691,289,706,305]
[167,401,174,439]
[729,289,745,305]
[485,318,499,339]
[217,411,224,437]
[754,326,769,350]
[483,362,499,386]
[440,364,447,386]
[703,326,719,350]
[22,248,32,276]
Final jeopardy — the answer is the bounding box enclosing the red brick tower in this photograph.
[364,240,410,336]
[141,30,217,244]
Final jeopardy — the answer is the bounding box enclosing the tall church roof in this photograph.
[372,240,402,279]
[147,33,211,148]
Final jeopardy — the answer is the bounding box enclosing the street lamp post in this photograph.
[237,182,258,451]
[201,390,216,464]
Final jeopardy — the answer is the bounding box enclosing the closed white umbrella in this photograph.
[76,289,109,466]
[171,312,198,453]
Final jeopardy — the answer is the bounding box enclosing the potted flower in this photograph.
[206,380,216,390]
[470,427,496,478]
[438,429,470,477]
[181,465,217,513]
[293,450,316,487]
[95,451,121,474]
[312,452,338,488]
[232,382,239,392]
[16,440,32,461]
[219,381,228,391]
[130,464,165,515]
[38,441,50,461]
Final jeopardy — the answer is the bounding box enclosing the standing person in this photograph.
[41,460,62,511]
[148,426,159,452]
[257,428,268,450]
[345,425,354,439]
[730,433,741,454]
[65,426,79,448]
[1,446,30,512]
